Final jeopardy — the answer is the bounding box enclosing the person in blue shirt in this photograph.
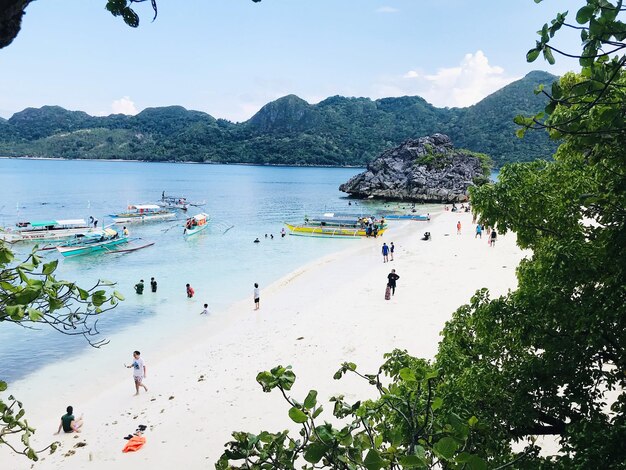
[382,243,389,263]
[475,224,482,239]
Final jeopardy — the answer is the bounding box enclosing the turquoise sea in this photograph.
[0,159,426,383]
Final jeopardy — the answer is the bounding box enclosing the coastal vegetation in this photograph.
[0,244,121,459]
[0,72,556,168]
[216,1,626,468]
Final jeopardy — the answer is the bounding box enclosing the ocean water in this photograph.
[0,159,429,382]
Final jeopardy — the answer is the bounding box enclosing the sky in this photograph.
[0,0,582,122]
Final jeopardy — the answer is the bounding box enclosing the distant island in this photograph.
[0,71,557,168]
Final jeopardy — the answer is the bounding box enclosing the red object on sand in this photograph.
[123,435,146,453]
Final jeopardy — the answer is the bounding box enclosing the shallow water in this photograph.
[0,159,433,382]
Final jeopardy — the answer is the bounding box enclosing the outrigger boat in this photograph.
[111,204,176,224]
[285,223,387,238]
[305,213,387,229]
[184,213,210,236]
[159,191,189,211]
[56,229,128,257]
[0,219,94,242]
[55,229,154,257]
[384,214,430,221]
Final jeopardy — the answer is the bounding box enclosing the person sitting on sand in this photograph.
[56,406,83,434]
[201,303,209,315]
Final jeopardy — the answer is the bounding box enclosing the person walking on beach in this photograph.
[382,243,389,263]
[150,277,157,293]
[390,242,395,261]
[475,224,482,239]
[125,351,147,396]
[490,229,498,247]
[186,283,194,298]
[457,221,462,235]
[201,303,209,315]
[56,406,83,434]
[134,279,144,295]
[387,269,400,296]
[253,283,260,310]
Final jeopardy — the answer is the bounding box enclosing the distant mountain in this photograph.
[0,71,558,167]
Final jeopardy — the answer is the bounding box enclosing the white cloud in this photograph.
[381,50,519,108]
[376,6,399,13]
[111,96,138,115]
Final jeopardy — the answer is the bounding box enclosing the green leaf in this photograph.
[543,47,555,65]
[363,449,385,470]
[400,454,427,467]
[41,260,58,275]
[399,367,416,381]
[304,442,327,464]
[27,308,43,322]
[526,48,540,62]
[576,5,595,24]
[113,290,125,301]
[0,381,7,392]
[304,389,318,410]
[468,415,479,427]
[288,406,308,423]
[431,396,444,410]
[434,437,459,460]
[467,455,488,470]
[312,406,324,419]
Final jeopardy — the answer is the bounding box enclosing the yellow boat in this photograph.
[285,223,386,238]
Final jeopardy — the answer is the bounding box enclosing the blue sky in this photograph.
[0,0,581,121]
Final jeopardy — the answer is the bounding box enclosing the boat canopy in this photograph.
[56,219,87,226]
[130,204,161,210]
[29,220,58,227]
[192,213,208,221]
[104,228,118,237]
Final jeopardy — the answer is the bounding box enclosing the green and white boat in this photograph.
[56,229,128,257]
[183,213,210,236]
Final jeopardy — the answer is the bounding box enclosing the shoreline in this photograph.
[2,211,527,469]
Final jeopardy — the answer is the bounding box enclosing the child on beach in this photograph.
[457,221,462,235]
[254,283,260,310]
[55,406,83,434]
[186,283,194,298]
[201,303,209,315]
[125,351,147,396]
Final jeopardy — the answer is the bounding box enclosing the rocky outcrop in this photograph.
[339,134,490,203]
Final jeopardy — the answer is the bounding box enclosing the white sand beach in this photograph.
[3,210,527,469]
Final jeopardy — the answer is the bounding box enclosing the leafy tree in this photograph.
[0,242,122,460]
[217,350,505,470]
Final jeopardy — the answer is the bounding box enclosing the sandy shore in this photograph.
[3,210,526,469]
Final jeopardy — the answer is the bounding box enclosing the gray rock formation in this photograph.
[339,134,490,203]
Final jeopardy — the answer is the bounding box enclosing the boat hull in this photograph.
[0,227,95,242]
[385,215,430,221]
[184,224,208,237]
[285,223,386,238]
[113,212,176,224]
[56,237,128,257]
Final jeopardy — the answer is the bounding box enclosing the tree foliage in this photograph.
[0,242,121,460]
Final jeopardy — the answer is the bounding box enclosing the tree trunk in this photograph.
[0,0,33,49]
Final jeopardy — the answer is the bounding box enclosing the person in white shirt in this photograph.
[125,350,148,396]
[201,303,209,315]
[254,283,260,310]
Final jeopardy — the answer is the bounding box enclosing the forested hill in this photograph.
[0,71,557,168]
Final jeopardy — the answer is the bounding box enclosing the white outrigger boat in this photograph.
[159,192,189,211]
[55,228,154,257]
[183,213,210,236]
[0,219,94,242]
[111,204,176,224]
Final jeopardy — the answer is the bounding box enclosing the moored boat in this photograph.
[285,223,386,238]
[384,214,430,221]
[56,228,128,257]
[184,213,210,236]
[0,219,94,242]
[111,204,176,224]
[159,191,189,211]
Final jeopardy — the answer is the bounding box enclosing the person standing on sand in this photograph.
[390,242,395,261]
[186,283,194,298]
[387,269,400,296]
[134,279,144,295]
[125,351,147,396]
[254,283,260,310]
[150,277,157,293]
[56,406,83,434]
[490,229,498,247]
[475,224,482,239]
[382,243,389,263]
[457,221,462,235]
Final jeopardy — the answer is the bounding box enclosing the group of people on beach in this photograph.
[364,217,384,238]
